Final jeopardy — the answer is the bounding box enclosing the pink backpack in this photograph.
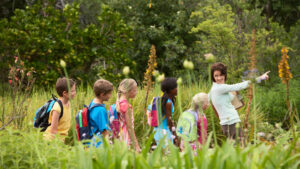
[146,97,165,127]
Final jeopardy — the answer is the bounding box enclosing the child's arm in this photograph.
[165,102,179,146]
[124,110,141,152]
[49,110,60,138]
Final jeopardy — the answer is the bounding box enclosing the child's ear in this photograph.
[62,91,68,97]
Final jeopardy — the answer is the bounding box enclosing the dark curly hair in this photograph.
[210,62,227,82]
[161,77,177,115]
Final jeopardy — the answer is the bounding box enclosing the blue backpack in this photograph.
[33,95,63,132]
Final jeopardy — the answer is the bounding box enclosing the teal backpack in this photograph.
[176,110,197,142]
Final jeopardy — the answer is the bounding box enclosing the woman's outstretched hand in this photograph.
[259,71,270,81]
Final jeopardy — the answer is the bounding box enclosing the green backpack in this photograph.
[176,110,197,142]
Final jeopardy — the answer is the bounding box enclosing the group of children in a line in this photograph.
[43,62,270,151]
[43,76,209,151]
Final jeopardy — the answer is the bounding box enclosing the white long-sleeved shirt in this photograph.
[209,81,250,125]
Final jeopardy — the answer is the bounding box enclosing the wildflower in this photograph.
[27,72,31,77]
[187,61,194,70]
[14,56,18,63]
[60,60,66,68]
[156,74,165,83]
[183,60,194,70]
[278,47,292,84]
[122,66,130,76]
[275,123,281,128]
[153,70,159,77]
[171,126,176,132]
[183,60,189,69]
[8,80,12,84]
[204,53,215,63]
[177,77,182,85]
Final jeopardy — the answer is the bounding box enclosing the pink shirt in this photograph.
[118,100,134,146]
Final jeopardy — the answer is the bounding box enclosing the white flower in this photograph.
[150,25,155,29]
[204,53,215,62]
[128,6,132,9]
[183,60,194,70]
[122,66,130,76]
[153,70,160,77]
[60,60,66,68]
[156,74,165,83]
[171,135,176,139]
[275,123,281,128]
[177,77,182,85]
[257,132,265,137]
[172,126,176,132]
[183,60,189,69]
[188,61,194,70]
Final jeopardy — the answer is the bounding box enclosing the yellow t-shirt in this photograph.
[44,101,71,141]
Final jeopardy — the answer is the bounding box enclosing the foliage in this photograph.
[0,56,35,130]
[0,1,134,86]
[0,128,299,168]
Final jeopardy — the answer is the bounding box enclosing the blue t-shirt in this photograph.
[88,100,110,147]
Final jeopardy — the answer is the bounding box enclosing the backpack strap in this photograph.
[89,103,104,110]
[56,100,64,120]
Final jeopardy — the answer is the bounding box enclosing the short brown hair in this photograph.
[56,77,76,97]
[93,79,113,97]
[211,62,227,82]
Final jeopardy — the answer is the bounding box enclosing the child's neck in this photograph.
[59,97,69,105]
[94,97,104,104]
[119,95,128,101]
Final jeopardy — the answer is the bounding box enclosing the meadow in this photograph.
[1,77,299,168]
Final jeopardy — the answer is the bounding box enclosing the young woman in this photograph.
[209,62,269,140]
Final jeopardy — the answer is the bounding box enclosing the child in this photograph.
[116,78,141,152]
[177,93,209,151]
[44,77,76,142]
[88,79,113,147]
[154,77,179,147]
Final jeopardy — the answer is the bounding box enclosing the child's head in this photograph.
[56,77,76,100]
[161,77,177,97]
[190,93,209,112]
[117,78,137,99]
[93,79,114,101]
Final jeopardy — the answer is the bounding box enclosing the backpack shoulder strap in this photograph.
[56,100,64,120]
[89,103,105,110]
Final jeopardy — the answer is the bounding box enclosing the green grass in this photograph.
[1,80,300,168]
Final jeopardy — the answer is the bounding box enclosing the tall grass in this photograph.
[1,128,299,168]
[1,78,300,168]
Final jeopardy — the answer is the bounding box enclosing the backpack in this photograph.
[176,110,197,142]
[146,97,165,127]
[108,103,120,138]
[33,95,64,132]
[75,104,103,141]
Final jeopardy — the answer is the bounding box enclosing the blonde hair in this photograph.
[190,93,208,113]
[116,78,137,112]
